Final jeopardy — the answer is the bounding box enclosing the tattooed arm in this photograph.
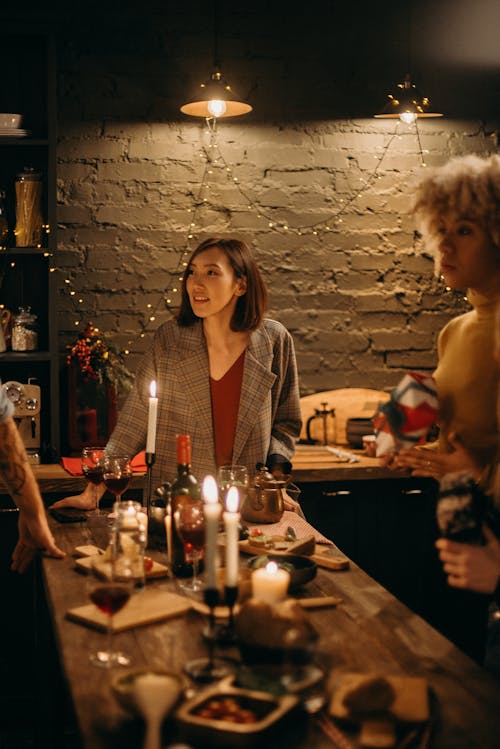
[0,418,65,573]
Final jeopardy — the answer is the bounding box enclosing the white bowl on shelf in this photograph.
[0,114,22,128]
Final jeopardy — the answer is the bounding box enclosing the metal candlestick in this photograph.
[184,588,232,683]
[144,451,155,524]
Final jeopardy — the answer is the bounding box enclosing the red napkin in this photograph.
[61,451,147,476]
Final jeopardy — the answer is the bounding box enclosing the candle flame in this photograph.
[149,380,157,398]
[203,475,218,504]
[265,561,278,575]
[226,486,240,513]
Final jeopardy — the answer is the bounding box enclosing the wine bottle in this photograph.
[170,434,203,578]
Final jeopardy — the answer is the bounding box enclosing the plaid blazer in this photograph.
[107,318,302,485]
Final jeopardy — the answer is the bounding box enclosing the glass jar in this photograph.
[15,167,43,248]
[11,306,38,351]
[112,500,147,590]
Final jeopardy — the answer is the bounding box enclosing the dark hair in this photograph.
[177,238,268,331]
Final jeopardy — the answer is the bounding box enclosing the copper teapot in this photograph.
[240,464,286,524]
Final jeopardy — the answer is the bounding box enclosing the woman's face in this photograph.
[436,212,500,292]
[185,246,246,322]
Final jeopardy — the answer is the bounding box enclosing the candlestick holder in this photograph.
[184,588,233,683]
[144,451,155,522]
[210,585,239,646]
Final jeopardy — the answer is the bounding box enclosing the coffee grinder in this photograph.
[2,379,41,464]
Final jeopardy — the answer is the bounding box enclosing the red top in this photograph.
[210,351,246,467]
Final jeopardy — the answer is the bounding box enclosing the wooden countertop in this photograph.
[41,517,500,749]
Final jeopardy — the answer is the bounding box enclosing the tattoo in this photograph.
[0,421,27,497]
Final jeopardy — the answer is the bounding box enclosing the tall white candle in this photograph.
[146,380,158,454]
[223,486,240,588]
[251,561,290,603]
[164,506,172,567]
[203,475,221,590]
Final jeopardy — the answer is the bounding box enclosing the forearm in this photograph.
[0,418,45,515]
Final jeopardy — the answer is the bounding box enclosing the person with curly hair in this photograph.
[387,153,500,663]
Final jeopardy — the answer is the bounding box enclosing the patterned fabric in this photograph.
[0,384,14,423]
[107,318,302,486]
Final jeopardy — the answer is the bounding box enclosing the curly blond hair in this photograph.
[412,154,500,254]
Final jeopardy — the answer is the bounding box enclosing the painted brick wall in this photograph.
[53,1,499,396]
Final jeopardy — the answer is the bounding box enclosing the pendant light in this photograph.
[374,73,443,124]
[180,1,252,119]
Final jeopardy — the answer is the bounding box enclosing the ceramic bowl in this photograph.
[0,114,22,129]
[247,554,317,591]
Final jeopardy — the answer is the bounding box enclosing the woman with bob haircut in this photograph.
[387,154,500,664]
[54,237,301,507]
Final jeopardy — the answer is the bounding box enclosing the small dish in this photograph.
[175,675,298,747]
[111,668,185,714]
[247,554,317,591]
[0,113,22,128]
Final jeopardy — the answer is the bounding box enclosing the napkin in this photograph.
[61,451,147,476]
[373,371,439,456]
[246,510,333,545]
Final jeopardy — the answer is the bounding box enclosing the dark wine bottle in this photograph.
[170,434,203,578]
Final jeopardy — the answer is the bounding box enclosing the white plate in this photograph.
[0,129,30,137]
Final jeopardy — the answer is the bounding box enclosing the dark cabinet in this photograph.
[297,477,439,614]
[0,30,59,459]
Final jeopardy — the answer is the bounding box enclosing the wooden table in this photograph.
[40,517,500,749]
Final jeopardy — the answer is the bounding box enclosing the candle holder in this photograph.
[184,587,233,683]
[144,451,155,528]
[215,585,239,645]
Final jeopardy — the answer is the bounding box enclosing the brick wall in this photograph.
[53,1,500,396]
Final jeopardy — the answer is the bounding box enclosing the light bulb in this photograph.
[400,111,417,125]
[207,99,227,117]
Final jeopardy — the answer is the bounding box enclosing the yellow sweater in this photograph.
[434,284,500,471]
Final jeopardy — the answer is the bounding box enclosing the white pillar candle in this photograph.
[251,561,290,603]
[203,475,221,590]
[146,380,158,454]
[223,486,240,588]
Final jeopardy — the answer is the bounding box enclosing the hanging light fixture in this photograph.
[180,1,252,119]
[374,73,443,124]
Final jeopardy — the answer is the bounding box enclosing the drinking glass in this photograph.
[217,465,249,510]
[81,446,105,514]
[102,455,132,503]
[87,555,132,668]
[174,498,205,593]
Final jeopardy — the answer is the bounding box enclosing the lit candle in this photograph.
[203,475,221,590]
[223,486,240,588]
[251,561,290,603]
[146,380,158,454]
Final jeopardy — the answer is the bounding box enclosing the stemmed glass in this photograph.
[81,447,105,514]
[87,554,133,668]
[174,499,205,593]
[217,465,249,510]
[102,455,133,503]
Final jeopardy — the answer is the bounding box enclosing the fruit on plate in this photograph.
[143,556,154,573]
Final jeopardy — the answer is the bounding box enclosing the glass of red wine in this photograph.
[87,555,132,668]
[102,455,133,503]
[174,498,205,594]
[81,447,105,514]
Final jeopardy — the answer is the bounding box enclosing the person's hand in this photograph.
[11,509,65,574]
[381,433,481,480]
[435,525,500,595]
[50,485,97,510]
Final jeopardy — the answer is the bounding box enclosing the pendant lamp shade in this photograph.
[374,73,443,124]
[180,69,252,118]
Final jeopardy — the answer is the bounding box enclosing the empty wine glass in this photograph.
[174,498,205,594]
[217,465,249,510]
[102,455,132,503]
[81,446,105,514]
[87,554,133,668]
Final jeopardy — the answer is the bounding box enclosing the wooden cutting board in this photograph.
[330,673,430,723]
[239,539,350,571]
[74,555,169,580]
[66,589,191,632]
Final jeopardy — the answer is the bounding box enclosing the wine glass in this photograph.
[217,465,249,510]
[174,498,205,594]
[102,455,133,503]
[81,446,105,514]
[87,554,133,668]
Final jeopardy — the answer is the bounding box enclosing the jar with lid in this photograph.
[11,306,38,351]
[15,167,43,248]
[111,500,147,590]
